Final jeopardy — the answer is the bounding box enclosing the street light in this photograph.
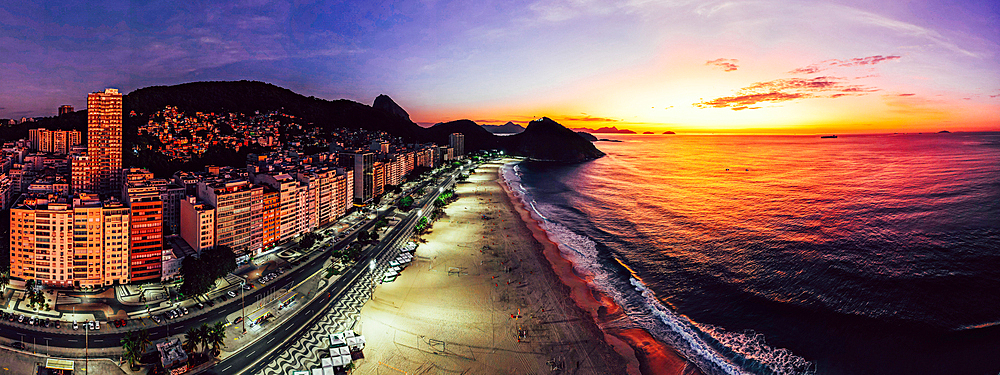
[240,281,247,334]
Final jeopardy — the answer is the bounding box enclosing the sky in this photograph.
[1,0,998,133]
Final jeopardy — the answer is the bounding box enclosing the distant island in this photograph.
[643,131,654,134]
[663,131,675,134]
[938,130,951,133]
[571,126,637,134]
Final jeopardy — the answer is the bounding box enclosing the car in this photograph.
[227,290,236,298]
[197,303,205,309]
[206,300,215,307]
[92,321,100,330]
[150,315,161,324]
[29,317,36,326]
[243,284,252,290]
[182,307,189,315]
[73,321,79,330]
[44,318,51,328]
[55,321,61,329]
[233,316,244,325]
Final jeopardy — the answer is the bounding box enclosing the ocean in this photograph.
[501,133,1000,375]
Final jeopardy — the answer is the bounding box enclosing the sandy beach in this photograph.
[354,159,700,374]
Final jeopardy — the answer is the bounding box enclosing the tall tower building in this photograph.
[449,132,465,158]
[87,88,123,197]
[59,105,74,116]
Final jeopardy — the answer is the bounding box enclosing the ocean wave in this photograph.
[501,161,815,375]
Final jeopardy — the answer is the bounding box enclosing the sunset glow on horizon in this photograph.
[1,0,997,133]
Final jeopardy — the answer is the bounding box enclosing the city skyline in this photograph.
[1,0,997,134]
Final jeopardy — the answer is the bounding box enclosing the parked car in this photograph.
[233,316,244,325]
[197,303,205,309]
[54,321,61,329]
[227,290,237,298]
[73,321,79,330]
[206,300,215,307]
[182,307,189,315]
[150,315,161,324]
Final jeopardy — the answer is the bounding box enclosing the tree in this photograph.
[121,331,143,370]
[208,321,227,357]
[136,329,152,355]
[180,245,238,297]
[399,195,414,210]
[197,324,212,356]
[183,327,201,354]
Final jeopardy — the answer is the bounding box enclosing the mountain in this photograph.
[125,81,425,140]
[576,131,598,141]
[506,118,604,161]
[373,94,410,121]
[481,121,525,134]
[4,81,603,167]
[571,126,637,134]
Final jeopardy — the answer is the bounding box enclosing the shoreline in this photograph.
[499,159,704,375]
[354,160,626,374]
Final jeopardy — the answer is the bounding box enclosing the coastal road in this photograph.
[201,163,463,374]
[1,164,465,356]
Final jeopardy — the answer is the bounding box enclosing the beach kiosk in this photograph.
[247,309,273,327]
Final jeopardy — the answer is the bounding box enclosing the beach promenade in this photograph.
[353,159,626,374]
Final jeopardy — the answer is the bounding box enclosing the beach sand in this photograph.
[354,159,700,375]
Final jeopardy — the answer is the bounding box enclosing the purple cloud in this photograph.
[706,58,739,72]
[790,55,901,74]
[694,76,878,110]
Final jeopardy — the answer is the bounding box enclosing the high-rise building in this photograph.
[124,180,163,282]
[179,195,215,255]
[8,194,130,288]
[340,152,373,203]
[58,105,74,116]
[252,173,300,242]
[196,179,263,259]
[261,188,280,250]
[70,152,95,193]
[449,132,465,158]
[28,128,81,154]
[87,89,123,196]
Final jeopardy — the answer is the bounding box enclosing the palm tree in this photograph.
[121,331,142,370]
[208,321,227,357]
[197,323,212,356]
[183,327,201,354]
[136,329,152,354]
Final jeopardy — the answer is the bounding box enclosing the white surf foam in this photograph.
[501,161,815,375]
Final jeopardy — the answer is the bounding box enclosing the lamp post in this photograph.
[240,281,247,334]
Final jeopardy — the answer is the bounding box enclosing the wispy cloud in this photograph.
[706,58,739,72]
[695,76,878,110]
[557,115,620,122]
[790,55,901,74]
